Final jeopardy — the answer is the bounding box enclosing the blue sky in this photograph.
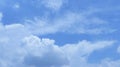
[0,0,120,67]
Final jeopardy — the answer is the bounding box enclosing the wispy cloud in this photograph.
[24,11,115,35]
[0,12,3,21]
[0,0,120,67]
[13,3,20,9]
[41,0,65,11]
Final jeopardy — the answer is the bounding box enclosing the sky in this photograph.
[0,0,120,67]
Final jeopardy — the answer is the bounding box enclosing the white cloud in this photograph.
[0,23,117,67]
[22,35,69,67]
[0,23,30,67]
[62,40,115,56]
[0,0,119,67]
[99,59,120,67]
[24,12,115,35]
[42,0,64,11]
[0,23,69,67]
[61,40,115,67]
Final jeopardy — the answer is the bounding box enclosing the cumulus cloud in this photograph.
[24,12,115,35]
[23,35,69,67]
[0,23,69,67]
[0,0,119,67]
[0,23,117,67]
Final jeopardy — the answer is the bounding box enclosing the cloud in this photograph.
[24,12,115,35]
[0,23,31,67]
[0,12,3,21]
[0,23,69,67]
[61,40,115,67]
[98,58,120,67]
[0,23,117,67]
[0,0,119,67]
[23,35,69,67]
[41,0,64,11]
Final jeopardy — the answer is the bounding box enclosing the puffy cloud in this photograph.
[2,23,120,67]
[25,12,115,35]
[0,23,117,67]
[0,23,31,67]
[23,35,69,67]
[0,23,69,67]
[1,24,31,43]
[0,0,119,66]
